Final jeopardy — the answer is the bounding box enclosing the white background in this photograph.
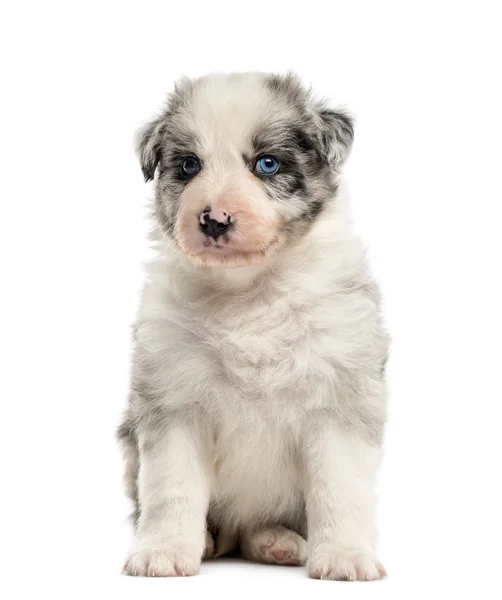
[1,1,501,598]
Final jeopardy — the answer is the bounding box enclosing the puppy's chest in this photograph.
[194,295,330,402]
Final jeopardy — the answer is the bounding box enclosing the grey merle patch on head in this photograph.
[250,120,334,214]
[316,107,354,166]
[264,73,355,168]
[137,117,165,182]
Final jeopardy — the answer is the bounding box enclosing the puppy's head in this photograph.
[138,73,353,268]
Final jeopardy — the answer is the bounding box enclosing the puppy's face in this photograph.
[138,73,353,268]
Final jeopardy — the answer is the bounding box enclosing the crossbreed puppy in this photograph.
[118,73,388,581]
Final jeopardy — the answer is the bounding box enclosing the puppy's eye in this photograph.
[180,156,201,179]
[255,155,280,175]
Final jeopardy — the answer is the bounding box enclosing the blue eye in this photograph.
[255,155,280,175]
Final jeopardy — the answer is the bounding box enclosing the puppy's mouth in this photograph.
[194,239,281,268]
[178,230,282,268]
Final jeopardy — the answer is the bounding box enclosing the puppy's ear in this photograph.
[316,107,354,168]
[135,78,195,182]
[135,117,164,182]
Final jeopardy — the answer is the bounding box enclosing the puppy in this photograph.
[118,73,388,580]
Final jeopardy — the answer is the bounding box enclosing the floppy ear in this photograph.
[316,107,355,168]
[135,78,196,182]
[135,117,164,182]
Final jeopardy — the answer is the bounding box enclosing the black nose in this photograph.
[199,214,229,240]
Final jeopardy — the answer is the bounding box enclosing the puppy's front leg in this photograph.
[124,413,210,577]
[303,419,386,581]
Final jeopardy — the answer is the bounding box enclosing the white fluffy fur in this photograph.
[120,74,388,581]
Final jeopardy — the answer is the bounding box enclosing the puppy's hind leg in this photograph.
[240,526,307,566]
[203,528,216,560]
[117,410,140,525]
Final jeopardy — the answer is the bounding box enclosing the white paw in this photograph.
[242,526,307,566]
[309,547,386,581]
[123,544,201,577]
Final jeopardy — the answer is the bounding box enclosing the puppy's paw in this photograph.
[309,547,386,581]
[123,543,201,577]
[241,526,307,566]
